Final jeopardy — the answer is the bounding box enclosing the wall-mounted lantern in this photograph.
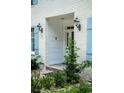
[74,17,81,31]
[37,23,43,33]
[31,0,38,5]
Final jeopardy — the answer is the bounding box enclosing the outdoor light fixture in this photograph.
[74,17,81,31]
[37,23,43,33]
[31,0,38,5]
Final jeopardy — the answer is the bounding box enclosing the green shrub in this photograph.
[64,38,80,84]
[31,73,92,93]
[49,86,79,93]
[31,58,40,70]
[79,82,92,93]
[31,55,43,70]
[49,71,67,88]
[50,83,92,93]
[31,74,41,93]
[31,74,55,93]
[40,75,55,89]
[80,60,92,70]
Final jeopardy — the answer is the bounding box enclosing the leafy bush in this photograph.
[76,60,92,74]
[31,74,55,93]
[79,82,92,93]
[31,74,41,93]
[31,58,40,70]
[32,71,67,92]
[49,71,67,88]
[64,38,80,84]
[31,72,92,93]
[78,60,92,83]
[31,55,43,70]
[79,60,92,70]
[49,83,92,93]
[41,75,55,89]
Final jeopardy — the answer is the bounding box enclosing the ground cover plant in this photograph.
[48,71,67,88]
[40,82,92,93]
[31,73,55,93]
[31,66,92,93]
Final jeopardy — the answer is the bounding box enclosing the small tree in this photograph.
[64,38,80,83]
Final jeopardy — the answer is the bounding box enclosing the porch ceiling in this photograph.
[47,13,74,21]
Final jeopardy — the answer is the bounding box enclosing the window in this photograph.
[31,28,35,51]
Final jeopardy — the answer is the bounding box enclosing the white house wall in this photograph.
[31,0,92,64]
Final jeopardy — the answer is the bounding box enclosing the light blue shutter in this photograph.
[34,27,39,55]
[86,17,92,61]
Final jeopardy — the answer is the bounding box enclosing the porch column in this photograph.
[43,18,48,71]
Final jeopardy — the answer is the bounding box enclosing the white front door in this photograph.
[48,21,64,65]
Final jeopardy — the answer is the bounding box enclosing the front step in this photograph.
[39,65,63,75]
[46,65,63,71]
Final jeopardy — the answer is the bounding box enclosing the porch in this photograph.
[46,13,74,65]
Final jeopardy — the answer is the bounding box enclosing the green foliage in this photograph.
[32,71,67,92]
[49,83,92,93]
[31,74,55,93]
[31,58,39,70]
[31,55,43,70]
[78,60,92,71]
[82,60,92,68]
[79,82,92,93]
[49,71,67,88]
[31,74,41,93]
[41,75,55,89]
[31,72,92,93]
[64,38,80,83]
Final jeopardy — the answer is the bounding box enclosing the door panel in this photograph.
[48,22,63,65]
